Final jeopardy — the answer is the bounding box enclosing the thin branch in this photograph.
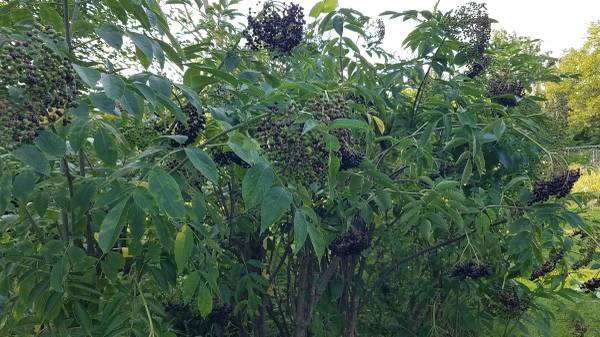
[373,218,507,288]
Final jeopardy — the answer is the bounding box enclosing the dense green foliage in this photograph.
[0,1,598,337]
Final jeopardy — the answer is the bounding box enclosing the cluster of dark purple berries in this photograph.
[257,104,329,185]
[530,169,581,204]
[581,278,600,293]
[172,104,206,147]
[243,2,305,56]
[572,319,588,337]
[445,2,491,78]
[212,151,249,168]
[206,303,232,327]
[330,226,371,257]
[163,300,232,335]
[257,94,363,186]
[163,301,205,336]
[450,260,492,280]
[0,25,80,146]
[487,75,525,107]
[529,249,564,281]
[307,93,364,170]
[436,162,454,178]
[488,287,530,319]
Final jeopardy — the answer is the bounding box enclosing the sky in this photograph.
[239,0,600,57]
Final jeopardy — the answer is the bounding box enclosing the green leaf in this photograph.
[189,193,207,225]
[332,15,344,36]
[0,173,13,214]
[322,0,338,12]
[460,159,473,186]
[419,120,438,145]
[94,128,118,165]
[242,163,274,209]
[505,176,529,190]
[101,73,125,99]
[13,170,36,200]
[174,225,194,272]
[119,87,143,115]
[186,65,238,86]
[185,148,219,184]
[435,180,459,190]
[72,64,100,88]
[127,32,154,67]
[74,301,93,335]
[260,187,292,233]
[12,145,49,174]
[293,208,309,254]
[329,118,369,130]
[90,92,116,114]
[181,271,201,303]
[39,4,64,33]
[197,283,213,318]
[36,130,66,157]
[98,199,128,253]
[95,23,123,49]
[157,39,183,69]
[227,132,262,165]
[307,222,325,261]
[68,118,89,151]
[148,168,185,218]
[50,255,69,292]
[309,2,324,17]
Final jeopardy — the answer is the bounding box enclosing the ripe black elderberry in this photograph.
[581,278,600,293]
[330,226,371,257]
[173,103,206,147]
[488,287,530,319]
[572,319,588,337]
[451,260,492,280]
[530,169,581,204]
[487,75,525,107]
[529,249,564,281]
[163,300,205,336]
[243,2,305,56]
[0,26,80,147]
[445,2,491,78]
[212,151,250,168]
[340,146,364,170]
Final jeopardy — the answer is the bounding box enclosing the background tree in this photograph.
[546,22,600,145]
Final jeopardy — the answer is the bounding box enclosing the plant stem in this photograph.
[23,206,45,244]
[63,0,72,52]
